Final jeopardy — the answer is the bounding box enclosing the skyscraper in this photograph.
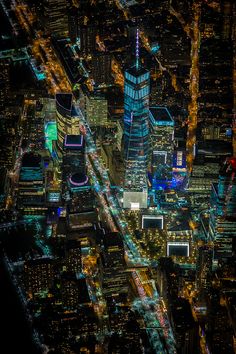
[56,93,80,151]
[65,239,82,275]
[68,2,78,43]
[18,152,45,210]
[80,25,97,56]
[62,134,86,180]
[196,244,213,295]
[123,29,150,209]
[68,173,94,212]
[208,157,236,265]
[149,106,174,189]
[92,53,113,86]
[43,0,68,37]
[24,257,54,298]
[85,94,108,127]
[0,59,10,112]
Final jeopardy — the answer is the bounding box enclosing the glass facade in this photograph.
[124,67,150,163]
[123,66,150,192]
[123,64,150,208]
[56,93,80,151]
[18,153,45,207]
[149,107,174,188]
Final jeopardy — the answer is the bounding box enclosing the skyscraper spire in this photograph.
[135,28,139,70]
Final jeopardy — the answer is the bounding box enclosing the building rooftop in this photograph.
[68,210,97,230]
[61,273,90,304]
[171,297,195,330]
[25,256,54,267]
[126,65,149,77]
[21,152,42,168]
[64,135,84,150]
[0,167,7,195]
[66,239,81,251]
[104,232,123,249]
[77,278,91,304]
[197,140,232,155]
[55,93,72,111]
[69,173,89,187]
[168,210,192,232]
[149,106,174,126]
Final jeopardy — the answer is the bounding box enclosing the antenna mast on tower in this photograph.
[135,28,140,70]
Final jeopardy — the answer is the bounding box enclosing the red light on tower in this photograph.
[228,157,236,172]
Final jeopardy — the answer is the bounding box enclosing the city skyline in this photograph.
[0,1,235,354]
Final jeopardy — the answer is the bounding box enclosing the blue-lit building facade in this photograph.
[208,157,236,266]
[149,106,174,189]
[18,152,45,211]
[123,66,150,163]
[123,63,150,209]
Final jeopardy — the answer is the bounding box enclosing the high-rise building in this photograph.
[123,30,150,209]
[68,2,78,43]
[170,297,200,354]
[24,256,54,298]
[23,99,45,151]
[208,157,236,265]
[198,2,234,128]
[65,239,82,275]
[149,106,174,189]
[0,59,14,170]
[18,152,45,210]
[65,172,96,230]
[56,93,80,151]
[0,167,9,209]
[67,173,94,212]
[103,232,125,269]
[0,118,16,170]
[62,134,86,180]
[0,59,10,112]
[60,132,96,229]
[102,232,128,297]
[92,53,113,86]
[61,273,90,310]
[85,94,108,127]
[43,0,68,37]
[80,25,97,56]
[196,244,213,295]
[188,140,232,194]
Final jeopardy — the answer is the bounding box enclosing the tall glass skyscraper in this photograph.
[123,67,150,161]
[123,30,150,209]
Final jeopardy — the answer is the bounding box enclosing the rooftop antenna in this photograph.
[135,28,140,70]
